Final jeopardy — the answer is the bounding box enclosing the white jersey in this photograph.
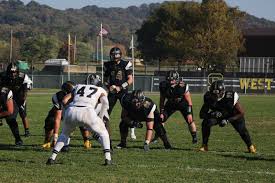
[70,84,107,108]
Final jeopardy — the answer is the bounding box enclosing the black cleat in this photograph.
[15,140,23,147]
[104,159,112,166]
[116,143,126,149]
[46,158,55,165]
[24,130,30,137]
[192,137,198,144]
[164,143,172,150]
[61,145,70,152]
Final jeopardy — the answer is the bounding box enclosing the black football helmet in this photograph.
[131,89,145,109]
[86,74,102,86]
[209,80,225,100]
[61,81,75,94]
[109,47,122,62]
[6,62,19,79]
[166,70,180,83]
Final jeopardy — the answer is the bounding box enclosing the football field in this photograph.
[0,89,274,182]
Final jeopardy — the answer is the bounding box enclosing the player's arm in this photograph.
[121,62,133,90]
[199,103,210,119]
[62,93,73,106]
[52,109,62,144]
[0,98,14,118]
[183,90,193,123]
[98,91,109,119]
[227,101,245,122]
[145,105,156,143]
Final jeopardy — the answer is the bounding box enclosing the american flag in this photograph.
[99,28,108,36]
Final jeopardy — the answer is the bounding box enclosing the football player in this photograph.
[2,63,32,137]
[199,80,256,153]
[0,86,23,146]
[153,70,197,144]
[42,81,91,150]
[116,89,172,151]
[46,74,112,165]
[103,47,136,140]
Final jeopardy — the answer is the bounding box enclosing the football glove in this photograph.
[211,111,223,119]
[219,119,229,127]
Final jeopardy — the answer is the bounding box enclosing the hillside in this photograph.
[0,0,275,50]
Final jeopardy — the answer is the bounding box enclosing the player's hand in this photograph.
[187,114,193,124]
[219,119,229,127]
[160,114,165,122]
[109,85,117,93]
[115,86,121,93]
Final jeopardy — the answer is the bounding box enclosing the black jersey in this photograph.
[0,87,13,113]
[104,60,132,87]
[203,91,239,118]
[121,93,158,122]
[159,80,189,102]
[1,72,31,104]
[47,91,66,118]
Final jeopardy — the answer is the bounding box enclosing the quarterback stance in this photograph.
[153,70,197,144]
[116,90,172,151]
[199,80,256,153]
[42,81,91,150]
[47,75,112,165]
[2,63,32,137]
[103,47,136,140]
[0,86,23,146]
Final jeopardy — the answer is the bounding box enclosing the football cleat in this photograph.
[104,159,113,166]
[199,145,208,152]
[84,140,92,149]
[116,143,126,149]
[164,142,172,150]
[192,137,198,144]
[248,145,256,154]
[42,142,51,149]
[46,158,55,165]
[15,140,23,147]
[24,130,30,137]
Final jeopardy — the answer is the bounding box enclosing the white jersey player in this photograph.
[46,74,112,166]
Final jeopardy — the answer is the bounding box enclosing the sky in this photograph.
[20,0,275,21]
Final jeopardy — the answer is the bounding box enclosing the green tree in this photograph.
[136,0,244,71]
[21,34,60,63]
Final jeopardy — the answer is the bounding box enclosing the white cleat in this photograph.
[130,133,137,140]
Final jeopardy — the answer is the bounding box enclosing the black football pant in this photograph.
[107,90,127,115]
[201,117,252,147]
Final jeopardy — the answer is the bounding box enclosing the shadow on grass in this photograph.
[217,153,275,162]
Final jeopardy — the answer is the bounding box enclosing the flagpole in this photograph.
[101,23,104,80]
[96,36,99,62]
[68,33,71,80]
[9,29,13,63]
[131,34,135,90]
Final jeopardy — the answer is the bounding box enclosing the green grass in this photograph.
[0,90,275,182]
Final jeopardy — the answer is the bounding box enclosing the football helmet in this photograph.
[109,47,122,62]
[209,80,225,100]
[166,70,180,84]
[61,81,75,94]
[131,89,145,109]
[6,62,19,79]
[85,74,102,86]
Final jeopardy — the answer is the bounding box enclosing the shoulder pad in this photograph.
[143,97,153,109]
[225,91,234,99]
[18,72,25,79]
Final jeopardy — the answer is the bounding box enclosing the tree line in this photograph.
[0,0,274,70]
